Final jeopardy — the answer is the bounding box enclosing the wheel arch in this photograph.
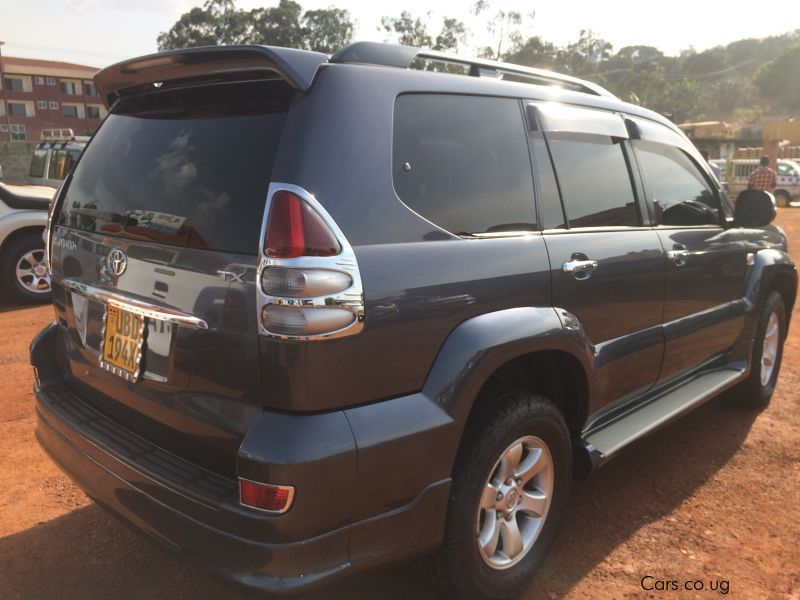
[0,224,46,254]
[419,307,594,478]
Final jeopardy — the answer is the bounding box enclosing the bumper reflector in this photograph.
[239,479,295,514]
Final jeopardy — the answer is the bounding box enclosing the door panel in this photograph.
[545,231,665,412]
[658,227,750,379]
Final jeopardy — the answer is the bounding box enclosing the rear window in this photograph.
[29,149,48,178]
[57,80,290,254]
[393,94,535,235]
[547,133,639,228]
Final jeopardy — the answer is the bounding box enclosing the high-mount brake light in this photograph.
[264,190,341,258]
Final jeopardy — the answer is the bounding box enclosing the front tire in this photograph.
[775,190,791,208]
[1,232,51,304]
[734,290,787,409]
[437,388,571,599]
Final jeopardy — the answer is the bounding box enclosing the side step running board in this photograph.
[583,367,746,464]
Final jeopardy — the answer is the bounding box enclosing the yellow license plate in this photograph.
[101,305,145,379]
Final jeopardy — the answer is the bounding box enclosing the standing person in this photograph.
[748,155,777,193]
[700,149,721,182]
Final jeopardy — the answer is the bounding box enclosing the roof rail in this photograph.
[331,41,616,99]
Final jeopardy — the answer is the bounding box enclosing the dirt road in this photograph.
[1,211,798,599]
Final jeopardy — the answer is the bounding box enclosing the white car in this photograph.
[0,182,53,303]
[711,158,800,207]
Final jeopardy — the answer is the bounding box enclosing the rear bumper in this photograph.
[31,323,452,594]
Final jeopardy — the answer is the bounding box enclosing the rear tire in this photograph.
[1,232,51,304]
[436,387,571,599]
[733,291,786,409]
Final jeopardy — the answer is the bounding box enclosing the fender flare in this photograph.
[742,248,797,332]
[420,306,592,427]
[0,211,48,249]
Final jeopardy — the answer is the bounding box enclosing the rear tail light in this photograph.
[261,267,352,298]
[239,478,295,514]
[261,305,356,336]
[264,190,341,258]
[257,184,364,340]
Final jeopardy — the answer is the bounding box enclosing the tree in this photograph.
[503,36,558,70]
[754,44,800,113]
[158,0,355,53]
[435,17,467,53]
[472,1,529,60]
[157,0,247,50]
[302,8,354,54]
[380,12,466,53]
[249,0,305,49]
[381,11,433,48]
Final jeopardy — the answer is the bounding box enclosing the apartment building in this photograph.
[0,56,107,142]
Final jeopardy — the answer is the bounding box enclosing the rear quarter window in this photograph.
[393,94,536,236]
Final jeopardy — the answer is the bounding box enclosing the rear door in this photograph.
[49,78,292,476]
[628,117,751,382]
[529,103,665,415]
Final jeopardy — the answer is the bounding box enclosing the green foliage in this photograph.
[157,0,354,53]
[303,8,355,54]
[754,44,800,112]
[380,11,432,48]
[157,3,800,122]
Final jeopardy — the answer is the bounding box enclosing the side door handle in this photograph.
[666,244,690,267]
[562,259,599,276]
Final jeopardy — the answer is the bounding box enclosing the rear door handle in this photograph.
[562,259,599,275]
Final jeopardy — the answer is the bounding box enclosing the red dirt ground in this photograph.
[1,211,798,599]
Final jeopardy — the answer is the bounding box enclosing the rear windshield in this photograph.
[57,80,290,254]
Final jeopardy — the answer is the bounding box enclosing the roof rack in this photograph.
[40,128,90,142]
[331,41,617,99]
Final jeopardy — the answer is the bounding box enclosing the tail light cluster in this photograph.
[257,184,364,339]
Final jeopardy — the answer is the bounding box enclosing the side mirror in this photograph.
[735,189,776,228]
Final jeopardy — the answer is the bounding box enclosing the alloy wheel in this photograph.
[476,435,554,570]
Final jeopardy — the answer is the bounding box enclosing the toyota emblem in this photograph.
[107,248,128,277]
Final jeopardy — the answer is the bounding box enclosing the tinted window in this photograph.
[58,80,290,254]
[47,149,81,180]
[393,94,535,235]
[777,163,797,177]
[634,140,720,226]
[29,150,48,178]
[547,133,638,228]
[531,133,565,229]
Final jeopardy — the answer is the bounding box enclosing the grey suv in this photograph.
[31,42,796,598]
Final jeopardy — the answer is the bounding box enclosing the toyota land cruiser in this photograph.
[31,42,796,598]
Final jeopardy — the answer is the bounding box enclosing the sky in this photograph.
[1,0,798,68]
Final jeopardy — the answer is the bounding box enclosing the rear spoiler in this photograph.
[93,45,329,108]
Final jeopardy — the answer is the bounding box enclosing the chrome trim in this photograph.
[238,477,296,515]
[45,176,70,272]
[562,259,598,274]
[666,249,690,267]
[256,183,365,340]
[64,280,209,330]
